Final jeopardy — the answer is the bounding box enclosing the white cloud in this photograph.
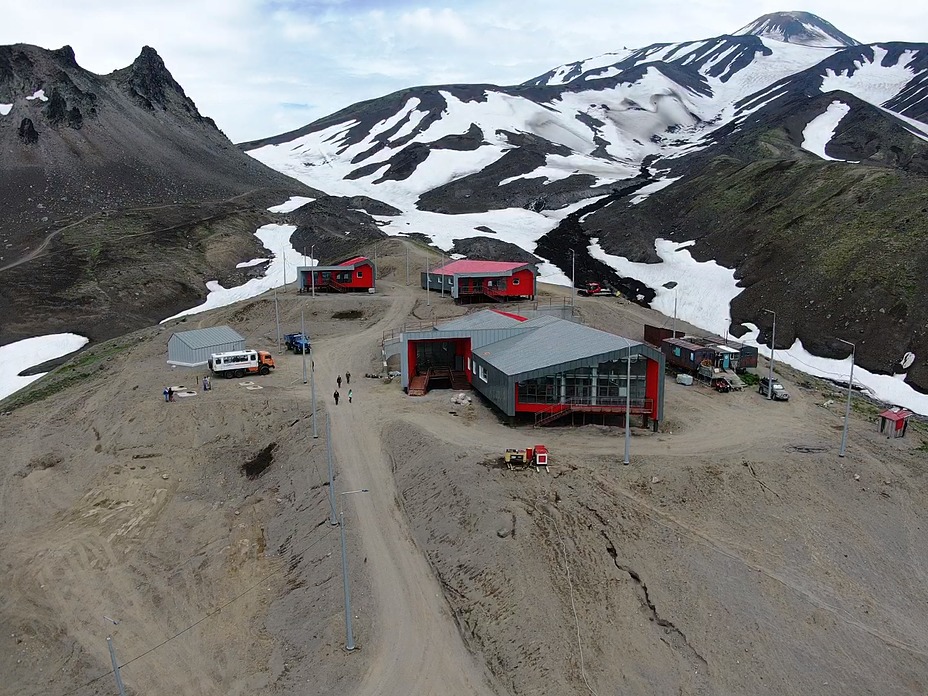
[1,1,926,142]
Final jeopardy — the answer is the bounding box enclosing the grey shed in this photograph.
[167,326,245,367]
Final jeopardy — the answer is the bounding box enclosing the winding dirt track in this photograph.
[312,293,498,696]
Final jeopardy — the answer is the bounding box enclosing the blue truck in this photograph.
[284,332,311,354]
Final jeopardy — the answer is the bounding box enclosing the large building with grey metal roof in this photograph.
[399,309,665,428]
[167,326,245,367]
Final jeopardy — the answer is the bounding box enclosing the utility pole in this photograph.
[301,310,307,384]
[837,339,856,458]
[326,418,337,525]
[107,636,127,696]
[373,245,378,282]
[311,349,318,439]
[440,251,445,298]
[310,244,316,298]
[282,248,287,287]
[425,256,431,307]
[763,308,776,400]
[672,290,678,338]
[624,352,633,465]
[274,288,281,354]
[339,489,369,652]
[405,246,409,286]
[570,248,576,306]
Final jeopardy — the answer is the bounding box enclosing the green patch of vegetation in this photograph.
[739,372,760,387]
[332,310,363,320]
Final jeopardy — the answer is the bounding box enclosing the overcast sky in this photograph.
[3,1,926,142]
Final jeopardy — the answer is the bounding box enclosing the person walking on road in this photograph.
[337,375,342,389]
[168,387,175,402]
[348,388,353,404]
[163,387,169,402]
[333,390,340,405]
[346,371,351,385]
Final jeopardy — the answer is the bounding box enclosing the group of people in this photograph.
[334,371,351,405]
[162,376,211,403]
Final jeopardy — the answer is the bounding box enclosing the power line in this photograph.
[56,520,336,696]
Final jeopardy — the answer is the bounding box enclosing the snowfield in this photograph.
[0,334,89,402]
[162,223,309,322]
[801,100,852,160]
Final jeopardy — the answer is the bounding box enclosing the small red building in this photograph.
[422,260,536,303]
[878,408,912,438]
[298,256,375,293]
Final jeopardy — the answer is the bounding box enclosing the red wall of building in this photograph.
[344,262,374,289]
[646,356,661,420]
[504,268,535,297]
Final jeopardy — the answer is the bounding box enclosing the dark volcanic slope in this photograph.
[0,44,317,346]
[0,44,312,255]
[584,91,928,391]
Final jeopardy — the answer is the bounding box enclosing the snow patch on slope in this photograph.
[0,334,89,402]
[801,101,851,160]
[589,238,741,339]
[268,196,315,213]
[0,104,11,116]
[162,224,305,322]
[820,46,919,106]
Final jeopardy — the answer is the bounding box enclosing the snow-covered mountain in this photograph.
[243,12,928,409]
[734,11,861,48]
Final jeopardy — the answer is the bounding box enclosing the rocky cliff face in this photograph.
[0,44,316,347]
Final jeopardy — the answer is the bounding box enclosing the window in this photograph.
[673,347,681,357]
[478,365,488,383]
[357,270,363,278]
[512,278,520,285]
[472,360,477,375]
[466,357,471,371]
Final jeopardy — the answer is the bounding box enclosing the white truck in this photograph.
[208,350,276,378]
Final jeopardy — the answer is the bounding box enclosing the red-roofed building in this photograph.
[297,256,375,293]
[878,408,913,438]
[421,259,537,303]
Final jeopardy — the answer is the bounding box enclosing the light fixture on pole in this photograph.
[310,244,316,298]
[662,281,679,337]
[339,488,369,652]
[762,308,776,400]
[623,351,638,466]
[837,338,855,458]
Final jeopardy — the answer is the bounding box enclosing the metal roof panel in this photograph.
[171,326,244,350]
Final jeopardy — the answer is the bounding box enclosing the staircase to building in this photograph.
[407,367,471,396]
[408,370,430,396]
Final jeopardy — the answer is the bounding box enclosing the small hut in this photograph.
[877,408,913,438]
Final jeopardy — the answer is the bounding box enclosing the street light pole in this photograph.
[339,488,369,652]
[311,349,318,439]
[301,310,307,384]
[837,339,856,458]
[310,244,316,298]
[763,308,776,400]
[624,352,634,465]
[570,248,576,305]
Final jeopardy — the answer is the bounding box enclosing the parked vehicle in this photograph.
[504,445,549,470]
[284,332,311,353]
[208,350,276,378]
[758,376,789,401]
[578,282,615,297]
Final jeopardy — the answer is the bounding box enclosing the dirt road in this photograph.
[310,293,498,695]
